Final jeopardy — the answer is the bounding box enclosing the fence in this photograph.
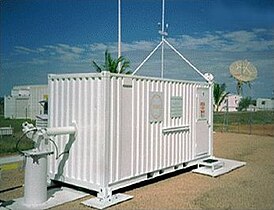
[213,110,274,136]
[0,126,13,138]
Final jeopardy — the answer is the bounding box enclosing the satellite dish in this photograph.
[229,60,257,95]
[229,60,257,82]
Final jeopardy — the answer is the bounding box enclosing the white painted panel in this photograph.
[108,75,210,185]
[48,75,104,190]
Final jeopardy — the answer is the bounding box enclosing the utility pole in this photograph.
[159,0,168,78]
[118,0,122,73]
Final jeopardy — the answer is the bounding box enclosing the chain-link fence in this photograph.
[213,110,274,136]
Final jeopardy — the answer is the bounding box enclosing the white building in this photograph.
[256,98,274,110]
[4,85,48,119]
[219,94,242,112]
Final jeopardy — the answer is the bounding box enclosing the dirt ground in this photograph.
[1,132,274,209]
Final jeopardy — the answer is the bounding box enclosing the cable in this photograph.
[15,129,37,155]
[57,150,69,159]
[47,138,59,160]
[47,137,69,159]
[15,133,27,155]
[16,127,68,160]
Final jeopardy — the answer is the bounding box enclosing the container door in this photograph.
[195,88,210,157]
[119,78,133,179]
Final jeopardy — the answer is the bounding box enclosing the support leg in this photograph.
[82,187,133,209]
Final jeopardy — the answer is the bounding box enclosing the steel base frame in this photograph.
[82,193,133,209]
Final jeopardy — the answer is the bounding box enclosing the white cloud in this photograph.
[252,28,267,34]
[223,30,257,43]
[37,48,46,52]
[71,46,85,54]
[55,44,85,54]
[122,40,158,52]
[5,28,273,98]
[175,34,221,49]
[14,46,38,54]
[27,58,48,65]
[89,43,110,51]
[10,29,274,67]
[167,29,274,53]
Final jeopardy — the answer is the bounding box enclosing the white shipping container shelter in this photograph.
[48,72,213,199]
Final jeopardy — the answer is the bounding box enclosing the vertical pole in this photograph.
[24,155,48,205]
[161,0,165,78]
[161,42,164,78]
[249,84,252,135]
[99,71,111,197]
[118,0,122,73]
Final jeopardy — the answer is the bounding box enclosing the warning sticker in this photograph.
[200,101,206,118]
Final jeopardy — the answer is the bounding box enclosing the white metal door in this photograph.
[195,88,210,157]
[119,78,133,179]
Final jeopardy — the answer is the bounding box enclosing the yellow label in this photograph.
[43,94,48,100]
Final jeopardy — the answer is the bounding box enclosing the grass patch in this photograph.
[213,110,274,136]
[0,116,34,156]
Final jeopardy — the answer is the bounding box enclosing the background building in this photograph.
[256,98,274,110]
[219,94,242,112]
[4,85,48,119]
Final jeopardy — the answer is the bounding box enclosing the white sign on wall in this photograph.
[149,92,163,123]
[170,96,182,118]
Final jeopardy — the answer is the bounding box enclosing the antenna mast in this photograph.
[118,0,122,72]
[159,0,168,78]
[132,0,210,82]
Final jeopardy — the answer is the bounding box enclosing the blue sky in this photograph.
[1,0,274,98]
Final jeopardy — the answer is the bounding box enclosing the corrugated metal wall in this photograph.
[48,74,105,189]
[108,75,208,184]
[48,73,211,192]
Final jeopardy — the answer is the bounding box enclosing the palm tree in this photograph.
[213,83,230,112]
[92,50,131,74]
[238,97,252,111]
